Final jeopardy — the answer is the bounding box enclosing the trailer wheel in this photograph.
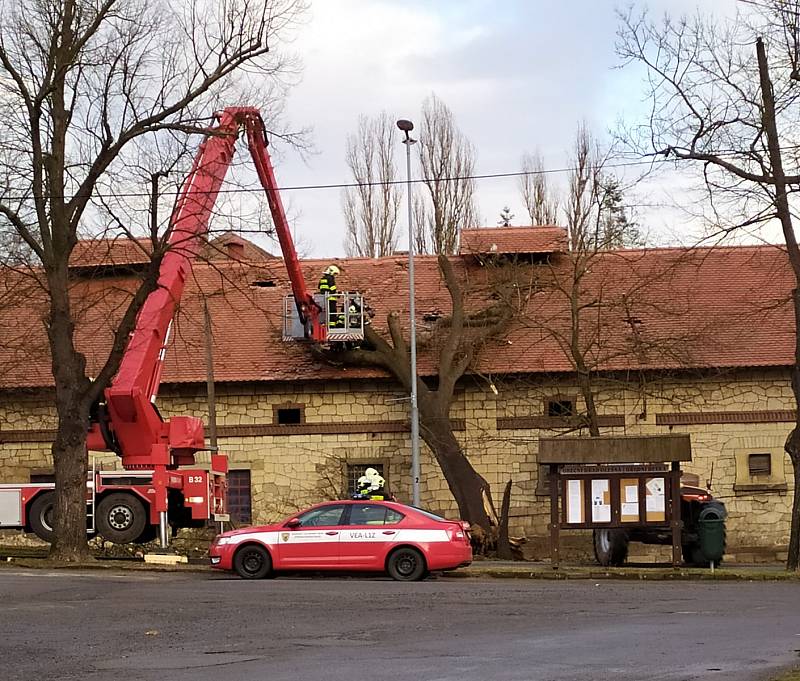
[593,529,629,566]
[96,493,147,544]
[233,544,273,579]
[29,492,55,543]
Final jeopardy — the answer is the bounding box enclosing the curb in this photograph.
[1,556,796,581]
[449,566,800,581]
[0,556,211,573]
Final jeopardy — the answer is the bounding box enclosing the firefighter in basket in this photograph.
[354,467,391,500]
[318,264,344,328]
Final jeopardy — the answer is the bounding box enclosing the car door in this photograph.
[275,504,346,569]
[339,504,405,569]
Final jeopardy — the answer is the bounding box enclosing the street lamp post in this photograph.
[396,118,421,507]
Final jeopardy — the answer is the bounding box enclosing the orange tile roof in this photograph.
[69,237,153,268]
[460,225,568,255]
[0,243,792,390]
[69,233,275,269]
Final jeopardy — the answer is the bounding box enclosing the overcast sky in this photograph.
[251,0,740,258]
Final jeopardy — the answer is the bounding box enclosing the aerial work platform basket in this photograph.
[283,292,365,342]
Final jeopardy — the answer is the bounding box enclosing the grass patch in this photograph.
[770,669,800,681]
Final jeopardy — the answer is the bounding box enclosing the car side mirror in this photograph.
[285,518,301,529]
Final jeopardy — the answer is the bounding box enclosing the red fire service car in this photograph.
[210,500,472,581]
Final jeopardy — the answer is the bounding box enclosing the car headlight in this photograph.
[215,536,236,546]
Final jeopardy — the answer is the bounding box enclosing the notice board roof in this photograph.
[538,434,692,464]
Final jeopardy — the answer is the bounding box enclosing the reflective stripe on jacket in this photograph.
[318,273,337,292]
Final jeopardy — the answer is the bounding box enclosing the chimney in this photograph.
[224,238,245,260]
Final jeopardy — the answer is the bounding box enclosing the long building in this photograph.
[0,228,794,560]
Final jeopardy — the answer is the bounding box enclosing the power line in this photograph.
[2,146,791,203]
[0,157,672,203]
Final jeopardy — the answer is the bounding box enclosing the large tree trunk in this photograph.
[785,290,800,571]
[51,414,91,561]
[757,39,800,571]
[46,274,91,561]
[419,393,495,531]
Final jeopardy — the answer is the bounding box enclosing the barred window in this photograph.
[227,470,252,524]
[346,463,386,496]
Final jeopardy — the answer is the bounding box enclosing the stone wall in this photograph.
[0,368,794,559]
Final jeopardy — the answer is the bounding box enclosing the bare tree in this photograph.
[519,151,559,225]
[547,126,646,433]
[412,194,428,254]
[417,94,479,254]
[314,256,529,552]
[0,0,306,561]
[617,2,800,569]
[342,113,401,257]
[566,126,640,252]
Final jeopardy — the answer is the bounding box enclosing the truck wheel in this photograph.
[233,544,272,579]
[29,492,55,543]
[96,493,147,544]
[387,547,427,581]
[593,529,629,566]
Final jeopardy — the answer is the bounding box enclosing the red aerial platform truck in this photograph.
[0,108,362,546]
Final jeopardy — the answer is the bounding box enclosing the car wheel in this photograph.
[29,492,56,543]
[96,493,147,544]
[387,547,426,581]
[593,529,629,567]
[233,544,273,579]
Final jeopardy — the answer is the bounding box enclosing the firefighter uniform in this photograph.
[354,467,389,500]
[318,265,343,328]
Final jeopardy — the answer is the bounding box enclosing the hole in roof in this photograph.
[423,310,443,322]
[250,280,276,288]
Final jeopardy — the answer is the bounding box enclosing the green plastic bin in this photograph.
[697,518,726,564]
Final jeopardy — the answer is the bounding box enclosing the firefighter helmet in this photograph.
[325,265,341,276]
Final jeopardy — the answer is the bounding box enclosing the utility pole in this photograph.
[396,119,421,507]
[150,169,170,549]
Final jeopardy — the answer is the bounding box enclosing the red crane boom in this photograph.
[86,108,323,538]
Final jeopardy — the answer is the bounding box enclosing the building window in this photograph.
[547,399,575,418]
[273,403,305,425]
[227,470,252,524]
[346,463,386,496]
[748,453,772,477]
[29,472,55,484]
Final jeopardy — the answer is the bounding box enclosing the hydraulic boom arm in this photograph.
[88,107,321,470]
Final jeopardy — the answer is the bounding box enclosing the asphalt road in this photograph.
[1,568,798,681]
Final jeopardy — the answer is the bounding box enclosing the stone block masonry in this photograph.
[0,367,794,558]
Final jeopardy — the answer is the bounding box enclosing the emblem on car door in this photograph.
[281,532,290,542]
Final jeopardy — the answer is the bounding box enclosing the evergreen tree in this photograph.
[598,176,642,248]
[498,206,514,227]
